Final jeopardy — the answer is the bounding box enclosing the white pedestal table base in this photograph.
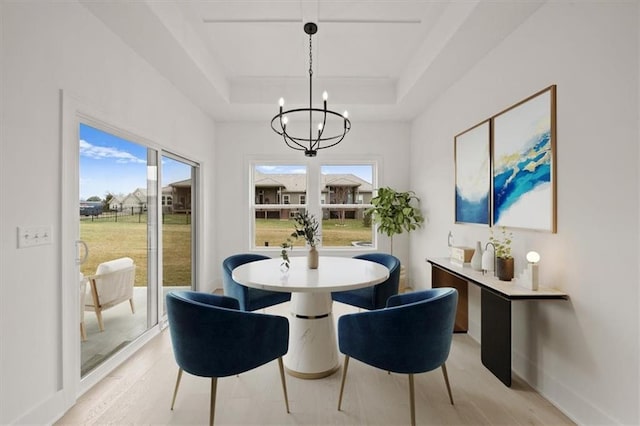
[283,292,339,379]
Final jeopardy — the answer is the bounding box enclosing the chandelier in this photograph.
[271,22,351,157]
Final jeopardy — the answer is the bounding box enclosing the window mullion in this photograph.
[306,161,322,245]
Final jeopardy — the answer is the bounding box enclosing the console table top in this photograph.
[427,257,568,300]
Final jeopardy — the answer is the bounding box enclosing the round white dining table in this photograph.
[232,256,389,379]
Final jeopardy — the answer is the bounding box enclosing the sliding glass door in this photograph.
[160,154,198,318]
[76,121,199,384]
[78,123,157,377]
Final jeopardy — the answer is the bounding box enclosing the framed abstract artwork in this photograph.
[454,120,490,225]
[492,85,556,232]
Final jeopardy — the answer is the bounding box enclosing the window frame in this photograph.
[250,160,378,251]
[320,162,376,249]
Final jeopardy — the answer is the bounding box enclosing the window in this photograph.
[320,164,375,248]
[251,162,376,249]
[252,164,307,247]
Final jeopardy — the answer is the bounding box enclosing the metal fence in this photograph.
[80,208,190,224]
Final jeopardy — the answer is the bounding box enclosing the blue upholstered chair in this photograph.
[331,253,401,310]
[222,253,291,311]
[337,288,458,426]
[166,291,290,425]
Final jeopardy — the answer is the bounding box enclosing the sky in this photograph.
[256,164,373,183]
[80,124,372,200]
[79,123,191,200]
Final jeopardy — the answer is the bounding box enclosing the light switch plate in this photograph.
[17,226,52,248]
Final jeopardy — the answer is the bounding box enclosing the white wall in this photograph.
[409,2,639,425]
[214,121,411,288]
[0,2,216,424]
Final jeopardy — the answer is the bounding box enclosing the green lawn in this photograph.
[255,218,372,248]
[80,215,370,286]
[80,213,191,286]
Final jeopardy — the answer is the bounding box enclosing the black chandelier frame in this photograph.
[270,22,351,157]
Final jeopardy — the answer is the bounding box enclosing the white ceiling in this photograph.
[82,1,544,122]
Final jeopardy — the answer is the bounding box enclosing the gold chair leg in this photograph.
[409,373,416,426]
[441,363,454,405]
[80,322,87,341]
[337,355,350,410]
[210,377,217,426]
[170,368,183,410]
[277,357,290,413]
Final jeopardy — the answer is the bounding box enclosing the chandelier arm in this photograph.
[315,124,349,150]
[282,128,311,151]
[272,110,351,144]
[271,114,313,151]
[311,109,329,151]
[282,133,307,151]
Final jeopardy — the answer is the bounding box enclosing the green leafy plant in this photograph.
[489,226,513,259]
[367,187,424,254]
[280,211,320,269]
[291,211,320,248]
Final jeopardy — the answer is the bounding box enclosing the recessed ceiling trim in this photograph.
[320,19,421,24]
[203,18,301,23]
[203,18,421,24]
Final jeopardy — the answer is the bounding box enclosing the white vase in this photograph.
[471,241,483,271]
[482,248,494,272]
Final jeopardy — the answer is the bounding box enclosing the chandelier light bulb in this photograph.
[343,110,349,119]
[279,97,285,107]
[282,116,288,125]
[318,123,323,131]
[322,91,328,101]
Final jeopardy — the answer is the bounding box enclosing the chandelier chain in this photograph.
[308,33,313,77]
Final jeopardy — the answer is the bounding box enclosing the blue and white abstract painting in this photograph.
[455,121,490,225]
[493,87,555,231]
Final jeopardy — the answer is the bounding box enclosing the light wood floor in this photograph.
[57,302,575,425]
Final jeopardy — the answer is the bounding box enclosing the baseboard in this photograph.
[513,349,618,425]
[13,389,69,426]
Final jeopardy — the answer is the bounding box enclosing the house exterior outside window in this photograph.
[250,163,376,249]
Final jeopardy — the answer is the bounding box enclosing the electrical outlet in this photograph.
[17,226,53,248]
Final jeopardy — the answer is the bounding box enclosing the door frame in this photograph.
[61,91,164,405]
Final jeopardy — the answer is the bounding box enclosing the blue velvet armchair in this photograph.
[222,253,291,311]
[166,291,290,425]
[337,288,458,426]
[331,253,401,310]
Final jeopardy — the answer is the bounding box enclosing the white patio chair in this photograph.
[84,257,136,332]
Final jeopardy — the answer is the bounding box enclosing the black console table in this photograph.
[427,257,568,386]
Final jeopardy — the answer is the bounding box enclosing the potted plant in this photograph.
[281,211,320,269]
[367,187,425,255]
[367,187,425,292]
[489,226,514,281]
